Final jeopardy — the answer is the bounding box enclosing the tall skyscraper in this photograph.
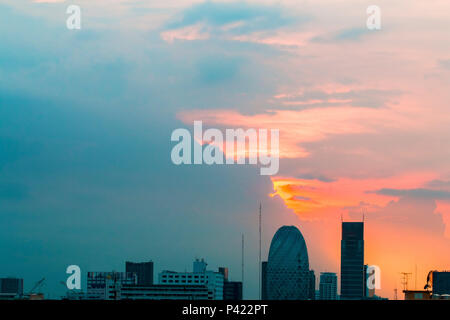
[125,261,154,286]
[340,222,364,300]
[266,226,312,300]
[319,272,337,300]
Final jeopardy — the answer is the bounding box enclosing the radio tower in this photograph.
[258,203,262,300]
[241,233,244,298]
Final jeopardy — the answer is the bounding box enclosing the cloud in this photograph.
[372,188,450,200]
[166,1,295,33]
[160,1,307,44]
[311,27,376,43]
[272,87,400,109]
[438,59,450,69]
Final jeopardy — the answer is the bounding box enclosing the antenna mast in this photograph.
[259,203,262,300]
[242,233,244,298]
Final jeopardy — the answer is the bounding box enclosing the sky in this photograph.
[1,0,450,299]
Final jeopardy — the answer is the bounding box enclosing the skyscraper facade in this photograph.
[125,261,154,286]
[319,272,337,300]
[266,226,313,300]
[340,222,364,300]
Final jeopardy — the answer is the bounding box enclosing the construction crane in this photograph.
[29,277,45,294]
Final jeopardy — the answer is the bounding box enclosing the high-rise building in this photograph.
[125,261,154,286]
[340,222,364,300]
[319,272,337,300]
[0,278,23,299]
[261,261,267,300]
[86,272,137,300]
[159,259,224,300]
[266,226,313,300]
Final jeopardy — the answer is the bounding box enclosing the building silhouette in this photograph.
[125,261,154,286]
[0,278,23,299]
[432,271,450,296]
[266,226,314,300]
[261,261,268,300]
[340,222,364,299]
[219,267,242,300]
[319,272,337,300]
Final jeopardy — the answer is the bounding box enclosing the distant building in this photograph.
[223,281,243,300]
[86,272,137,300]
[261,261,267,300]
[404,290,432,300]
[159,259,224,300]
[363,264,375,298]
[340,222,364,300]
[125,261,154,286]
[432,271,450,296]
[319,272,337,300]
[219,267,242,300]
[308,270,316,300]
[110,284,212,300]
[0,278,23,299]
[266,226,313,300]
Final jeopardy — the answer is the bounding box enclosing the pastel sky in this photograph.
[1,0,450,299]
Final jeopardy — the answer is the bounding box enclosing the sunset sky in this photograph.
[1,0,450,299]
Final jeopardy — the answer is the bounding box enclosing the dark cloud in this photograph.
[297,173,336,183]
[427,179,450,190]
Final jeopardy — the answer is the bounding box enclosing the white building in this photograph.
[112,284,213,300]
[86,272,137,300]
[159,259,224,300]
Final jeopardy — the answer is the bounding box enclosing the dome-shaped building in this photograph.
[266,225,314,300]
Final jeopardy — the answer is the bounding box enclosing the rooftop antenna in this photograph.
[259,203,262,300]
[400,272,412,291]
